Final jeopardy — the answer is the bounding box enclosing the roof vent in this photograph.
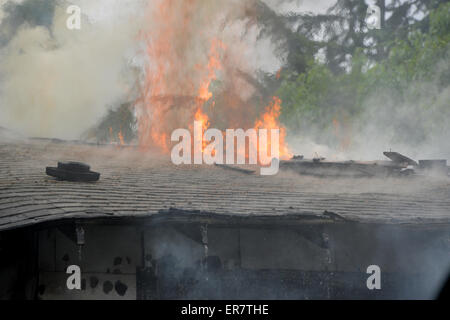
[46,161,100,182]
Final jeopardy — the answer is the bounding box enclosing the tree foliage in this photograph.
[276,1,450,147]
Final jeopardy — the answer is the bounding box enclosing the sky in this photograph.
[266,0,335,14]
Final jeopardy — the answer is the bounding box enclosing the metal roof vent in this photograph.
[46,161,100,182]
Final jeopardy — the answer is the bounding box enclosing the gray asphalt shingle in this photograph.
[0,140,449,231]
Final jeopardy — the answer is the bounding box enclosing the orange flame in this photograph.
[276,68,282,80]
[109,127,125,146]
[192,39,224,153]
[136,0,225,152]
[135,1,292,163]
[198,39,225,101]
[118,130,125,145]
[194,108,210,152]
[109,127,114,142]
[254,96,292,161]
[136,0,198,152]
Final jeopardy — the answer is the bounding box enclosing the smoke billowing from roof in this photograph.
[0,0,448,163]
[0,0,146,139]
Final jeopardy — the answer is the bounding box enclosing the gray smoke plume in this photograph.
[0,0,146,139]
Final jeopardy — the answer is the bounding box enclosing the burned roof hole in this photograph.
[90,276,99,289]
[115,280,128,296]
[103,281,113,294]
[38,284,46,296]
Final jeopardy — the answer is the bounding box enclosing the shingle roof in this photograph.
[0,139,449,231]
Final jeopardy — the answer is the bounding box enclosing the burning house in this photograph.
[0,137,449,300]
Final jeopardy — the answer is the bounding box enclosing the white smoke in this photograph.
[0,0,339,141]
[0,0,146,139]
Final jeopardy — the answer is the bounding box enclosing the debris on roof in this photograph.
[281,151,449,178]
[46,161,100,182]
[383,151,419,166]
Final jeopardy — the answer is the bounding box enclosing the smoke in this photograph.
[0,0,56,46]
[0,0,145,139]
[2,0,446,163]
[0,0,334,144]
[351,74,450,161]
[285,64,450,162]
[0,0,287,141]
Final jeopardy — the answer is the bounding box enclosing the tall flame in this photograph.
[135,0,292,162]
[118,130,125,146]
[193,39,224,153]
[254,96,292,160]
[136,0,225,152]
[198,39,225,101]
